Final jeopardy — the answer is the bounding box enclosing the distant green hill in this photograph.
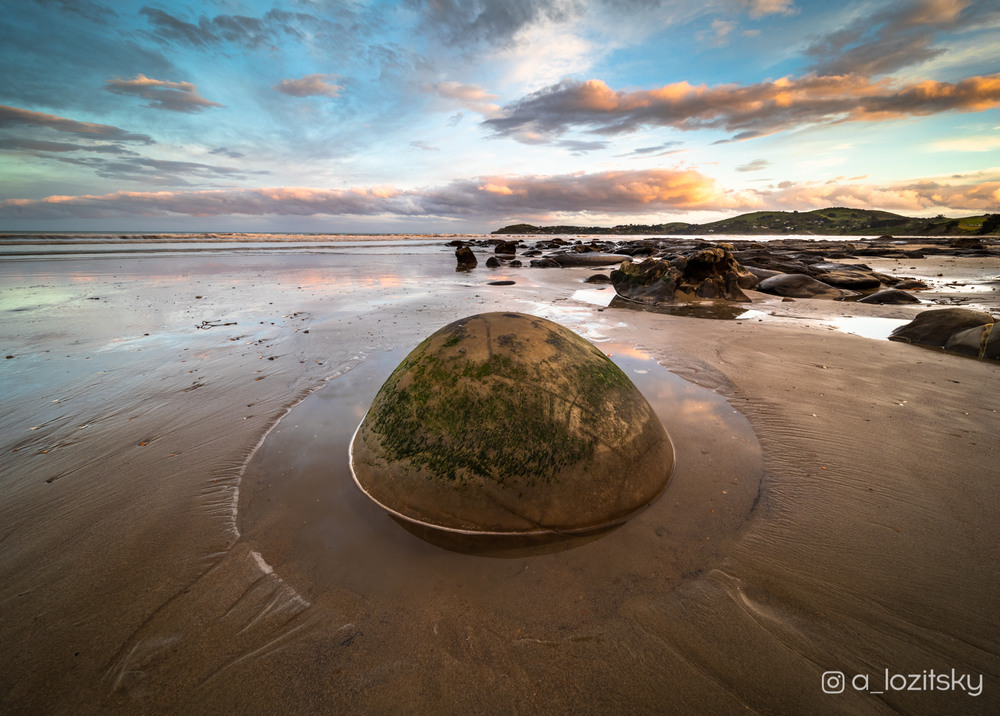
[493,208,998,236]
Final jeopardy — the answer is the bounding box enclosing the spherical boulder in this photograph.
[350,312,673,536]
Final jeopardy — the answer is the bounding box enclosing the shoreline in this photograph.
[1,242,998,712]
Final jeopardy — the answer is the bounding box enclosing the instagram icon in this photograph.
[822,671,846,694]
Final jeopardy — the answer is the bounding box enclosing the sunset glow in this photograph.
[1,0,998,231]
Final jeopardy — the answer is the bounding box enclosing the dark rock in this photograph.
[456,246,477,270]
[487,280,516,286]
[530,258,562,268]
[813,270,882,290]
[857,289,922,304]
[610,247,753,304]
[745,265,782,282]
[945,323,999,360]
[740,255,813,274]
[584,273,611,284]
[892,278,929,290]
[546,252,631,267]
[485,256,502,268]
[889,308,995,347]
[495,240,517,255]
[447,239,465,247]
[756,273,856,300]
[508,259,523,268]
[811,261,873,272]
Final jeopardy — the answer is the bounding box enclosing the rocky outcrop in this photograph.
[889,308,996,357]
[610,247,754,304]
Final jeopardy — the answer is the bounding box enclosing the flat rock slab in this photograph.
[351,312,674,535]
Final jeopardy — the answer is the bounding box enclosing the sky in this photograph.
[1,0,999,233]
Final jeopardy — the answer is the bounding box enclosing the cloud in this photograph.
[930,136,1000,152]
[698,19,736,46]
[0,168,740,220]
[43,156,259,185]
[743,0,798,18]
[0,104,154,143]
[5,168,999,221]
[0,137,138,155]
[423,81,501,116]
[34,0,118,23]
[805,0,988,76]
[458,168,740,212]
[0,186,413,220]
[104,74,223,113]
[274,74,344,98]
[761,173,1000,213]
[736,158,770,172]
[139,7,338,50]
[621,142,684,157]
[209,146,245,159]
[406,0,581,48]
[554,139,609,153]
[483,73,1000,141]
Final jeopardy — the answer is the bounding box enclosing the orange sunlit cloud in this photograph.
[484,73,1000,141]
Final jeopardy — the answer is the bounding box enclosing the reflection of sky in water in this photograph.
[826,316,910,340]
[571,288,615,307]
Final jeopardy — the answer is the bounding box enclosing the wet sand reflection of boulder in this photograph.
[350,312,674,537]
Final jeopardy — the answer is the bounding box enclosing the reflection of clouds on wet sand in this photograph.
[2,245,997,713]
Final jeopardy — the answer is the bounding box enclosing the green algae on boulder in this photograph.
[350,312,674,535]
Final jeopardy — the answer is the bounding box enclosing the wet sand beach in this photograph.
[1,238,998,713]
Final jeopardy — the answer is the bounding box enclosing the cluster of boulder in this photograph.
[609,246,755,303]
[448,235,998,360]
[452,237,628,272]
